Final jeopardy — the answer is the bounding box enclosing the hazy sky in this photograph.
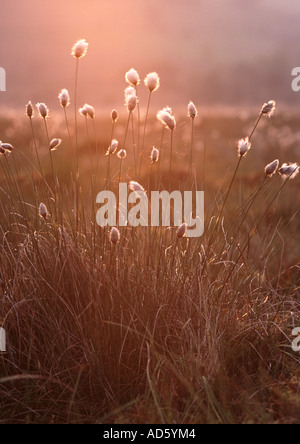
[1,0,300,110]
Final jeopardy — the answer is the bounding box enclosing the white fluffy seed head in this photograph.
[71,39,88,59]
[79,107,88,117]
[157,110,176,131]
[49,138,62,151]
[261,100,276,117]
[125,94,138,112]
[125,68,140,86]
[117,149,127,159]
[144,72,160,92]
[237,137,251,157]
[177,223,187,239]
[265,159,279,177]
[124,86,136,98]
[278,163,299,180]
[26,101,34,118]
[188,101,197,119]
[150,147,159,163]
[106,139,118,155]
[58,89,70,108]
[110,227,120,245]
[163,106,172,114]
[83,104,95,119]
[129,181,146,194]
[39,203,48,220]
[36,102,49,119]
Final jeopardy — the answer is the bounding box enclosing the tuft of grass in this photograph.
[0,50,299,424]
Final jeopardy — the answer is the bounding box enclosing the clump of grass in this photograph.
[0,42,299,425]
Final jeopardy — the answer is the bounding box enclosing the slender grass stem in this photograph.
[139,91,152,179]
[188,117,195,178]
[131,112,137,176]
[168,130,174,192]
[157,127,165,190]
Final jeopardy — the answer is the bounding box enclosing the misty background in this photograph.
[1,0,300,111]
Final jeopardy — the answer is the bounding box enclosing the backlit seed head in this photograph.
[150,147,159,163]
[125,68,140,86]
[156,110,176,131]
[83,104,95,119]
[261,100,276,117]
[111,109,118,122]
[125,94,138,113]
[278,163,299,180]
[124,86,136,98]
[237,137,251,157]
[58,89,70,108]
[177,223,187,239]
[39,203,48,220]
[117,149,127,159]
[188,101,197,119]
[71,39,88,59]
[106,139,118,155]
[129,180,146,194]
[36,102,49,119]
[163,106,172,114]
[79,107,88,117]
[110,227,120,245]
[144,72,160,92]
[0,143,13,153]
[49,138,62,151]
[26,101,34,118]
[265,159,279,177]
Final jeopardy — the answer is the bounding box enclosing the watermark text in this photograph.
[96,184,204,238]
[0,327,6,352]
[0,67,6,91]
[292,327,300,352]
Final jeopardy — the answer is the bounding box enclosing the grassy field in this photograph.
[0,56,299,424]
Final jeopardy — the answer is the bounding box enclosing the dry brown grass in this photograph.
[0,76,299,424]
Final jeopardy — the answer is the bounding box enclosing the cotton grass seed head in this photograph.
[117,149,127,159]
[110,227,120,245]
[111,109,118,122]
[26,101,34,118]
[124,86,136,98]
[157,110,176,131]
[129,180,146,194]
[278,163,299,180]
[265,159,279,177]
[79,107,88,117]
[72,39,88,59]
[39,203,48,220]
[58,89,70,108]
[0,142,10,154]
[106,139,118,155]
[261,100,276,117]
[177,223,187,239]
[163,106,172,114]
[150,147,159,163]
[125,94,138,113]
[49,138,62,151]
[188,101,197,119]
[1,143,13,153]
[238,137,251,157]
[36,103,49,119]
[83,104,95,119]
[144,72,160,92]
[125,68,140,86]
